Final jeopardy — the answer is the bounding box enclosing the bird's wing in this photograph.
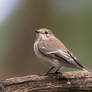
[38,46,84,69]
[38,46,72,61]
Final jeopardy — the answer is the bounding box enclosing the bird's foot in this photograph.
[39,72,48,76]
[55,71,61,74]
[39,72,61,76]
[39,72,57,76]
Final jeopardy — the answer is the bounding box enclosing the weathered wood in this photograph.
[0,71,92,92]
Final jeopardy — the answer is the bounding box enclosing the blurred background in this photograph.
[0,0,92,79]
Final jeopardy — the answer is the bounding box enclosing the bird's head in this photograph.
[35,28,54,39]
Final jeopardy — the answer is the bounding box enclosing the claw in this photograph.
[55,71,60,74]
[40,73,47,76]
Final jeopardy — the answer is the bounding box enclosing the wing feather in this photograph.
[38,37,84,69]
[38,46,84,69]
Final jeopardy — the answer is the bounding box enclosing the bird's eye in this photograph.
[45,32,48,34]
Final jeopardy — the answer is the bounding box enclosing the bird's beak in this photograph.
[35,30,40,34]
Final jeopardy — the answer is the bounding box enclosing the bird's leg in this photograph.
[40,66,54,76]
[54,66,63,74]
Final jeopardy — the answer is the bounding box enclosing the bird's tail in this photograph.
[82,66,92,74]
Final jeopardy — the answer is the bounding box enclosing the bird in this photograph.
[34,28,92,75]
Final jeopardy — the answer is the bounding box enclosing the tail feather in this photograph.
[82,66,92,74]
[67,51,92,73]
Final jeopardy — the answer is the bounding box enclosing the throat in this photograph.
[41,36,51,40]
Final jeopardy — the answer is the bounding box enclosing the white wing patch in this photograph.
[47,51,59,54]
[41,47,70,58]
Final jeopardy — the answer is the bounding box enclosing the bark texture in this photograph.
[0,71,92,92]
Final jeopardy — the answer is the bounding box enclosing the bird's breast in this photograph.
[34,39,53,64]
[34,39,47,60]
[34,39,41,58]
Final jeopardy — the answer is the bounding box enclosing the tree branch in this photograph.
[0,71,92,92]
